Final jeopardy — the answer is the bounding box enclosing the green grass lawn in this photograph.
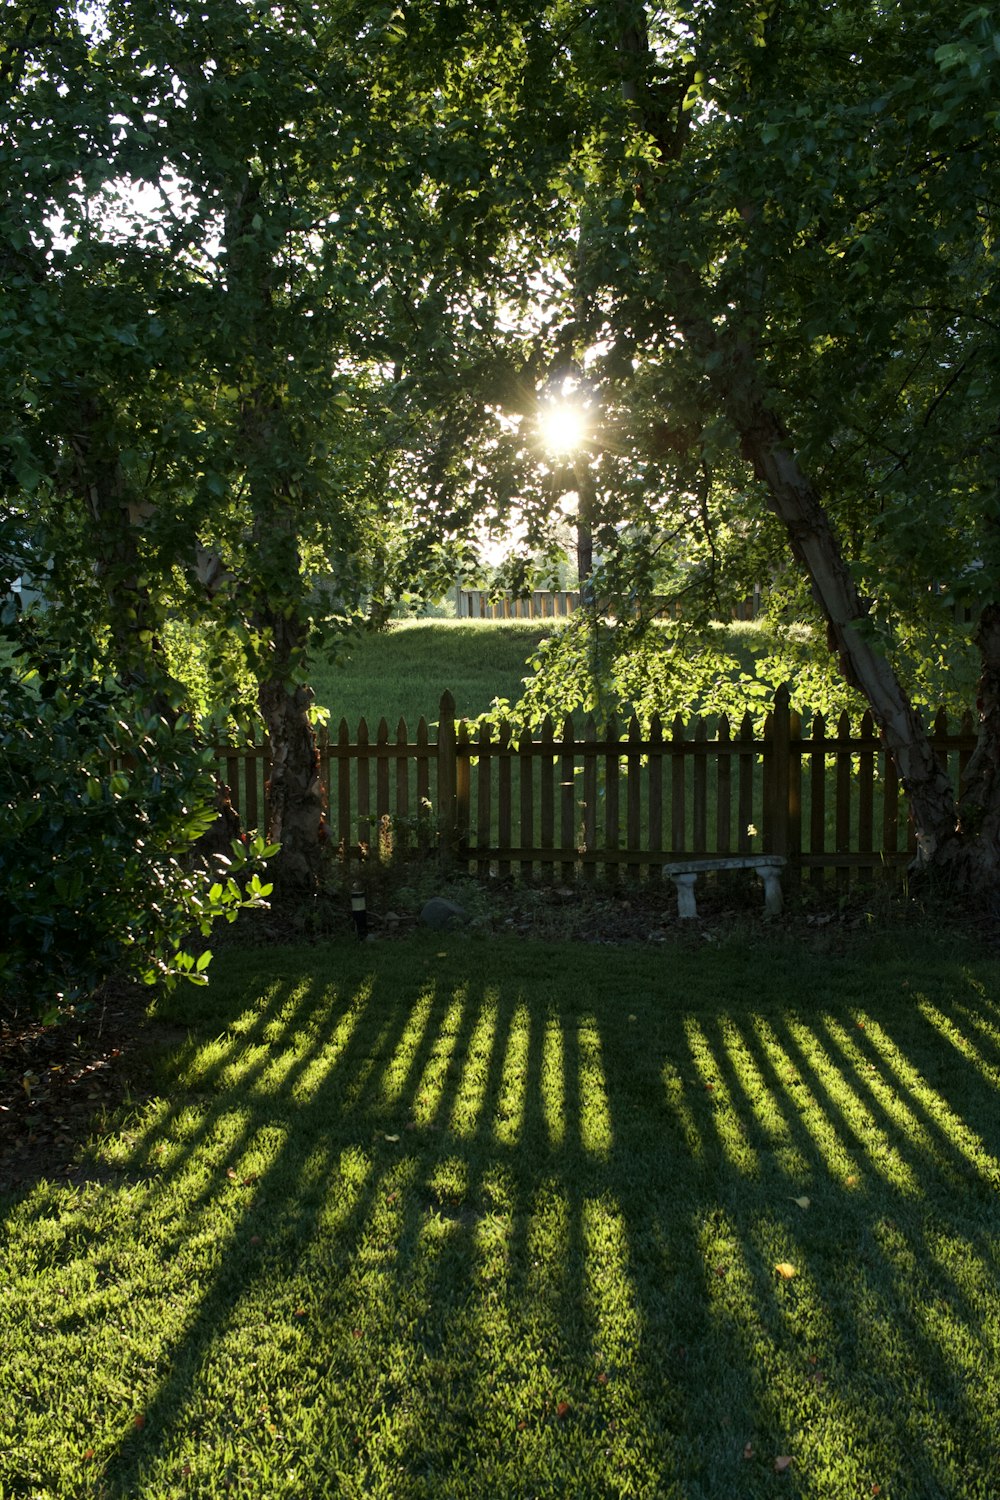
[3,929,999,1498]
[305,617,842,730]
[310,620,554,729]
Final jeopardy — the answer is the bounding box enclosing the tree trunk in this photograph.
[258,669,325,895]
[723,383,961,868]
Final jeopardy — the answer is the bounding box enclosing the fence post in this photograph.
[437,690,458,868]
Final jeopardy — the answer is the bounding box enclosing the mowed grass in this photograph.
[306,617,814,730]
[3,930,999,1498]
[310,620,553,729]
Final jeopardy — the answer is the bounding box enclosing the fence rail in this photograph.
[215,690,976,888]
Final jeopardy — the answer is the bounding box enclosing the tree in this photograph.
[399,0,1000,884]
[1,0,500,890]
[6,0,998,891]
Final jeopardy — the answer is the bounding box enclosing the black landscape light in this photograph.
[350,885,368,940]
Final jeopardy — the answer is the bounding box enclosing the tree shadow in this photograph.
[6,940,999,1498]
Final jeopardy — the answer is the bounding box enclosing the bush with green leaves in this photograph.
[0,660,273,1021]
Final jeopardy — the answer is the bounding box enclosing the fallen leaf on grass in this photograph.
[133,1414,146,1430]
[743,1443,754,1460]
[82,1449,96,1462]
[791,1196,810,1210]
[383,1133,400,1143]
[556,1401,571,1419]
[774,1262,797,1280]
[596,1371,608,1385]
[774,1455,793,1473]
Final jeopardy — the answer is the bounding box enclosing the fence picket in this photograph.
[415,716,430,831]
[357,716,371,854]
[395,717,410,856]
[540,716,555,877]
[560,715,576,883]
[375,719,390,859]
[476,720,493,877]
[627,715,642,878]
[836,710,852,891]
[583,716,597,881]
[671,714,686,852]
[716,715,731,855]
[519,723,534,875]
[648,714,663,880]
[737,711,754,854]
[337,718,351,858]
[604,714,620,883]
[498,720,512,878]
[693,718,708,854]
[456,717,470,861]
[858,710,875,879]
[810,713,827,889]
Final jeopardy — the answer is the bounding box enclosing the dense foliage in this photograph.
[2,0,998,884]
[0,650,272,1020]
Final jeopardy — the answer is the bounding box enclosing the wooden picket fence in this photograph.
[215,689,977,889]
[458,586,764,622]
[458,589,580,619]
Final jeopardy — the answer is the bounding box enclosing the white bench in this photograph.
[662,855,786,919]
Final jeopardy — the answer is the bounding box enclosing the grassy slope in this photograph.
[309,620,553,729]
[3,929,998,1499]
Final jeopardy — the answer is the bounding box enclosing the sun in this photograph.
[537,400,588,457]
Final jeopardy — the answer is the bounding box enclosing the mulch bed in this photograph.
[0,984,155,1195]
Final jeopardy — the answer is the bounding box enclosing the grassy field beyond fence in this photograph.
[309,619,553,728]
[3,931,999,1498]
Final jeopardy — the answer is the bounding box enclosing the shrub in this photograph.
[0,660,272,1021]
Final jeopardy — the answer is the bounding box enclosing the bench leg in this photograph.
[759,868,783,915]
[671,872,699,919]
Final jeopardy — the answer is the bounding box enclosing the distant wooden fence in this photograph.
[216,690,976,890]
[459,589,580,619]
[458,586,764,622]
